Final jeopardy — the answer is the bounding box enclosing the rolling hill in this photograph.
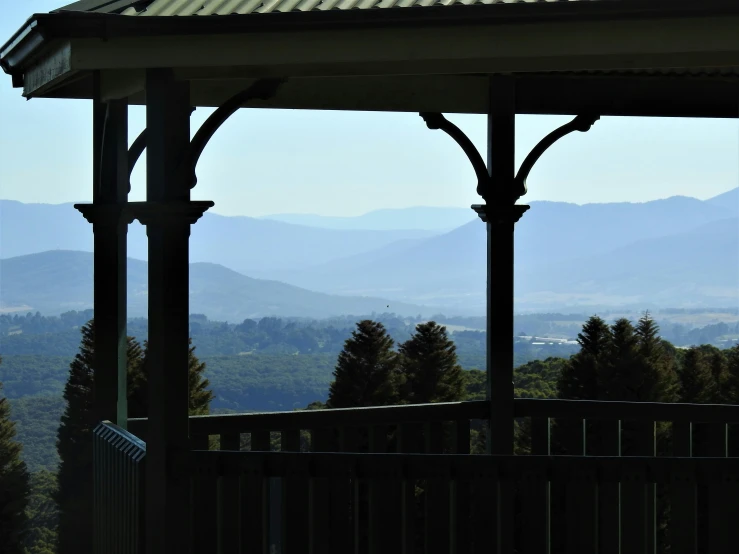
[0,250,450,321]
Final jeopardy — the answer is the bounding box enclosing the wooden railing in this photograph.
[127,398,739,553]
[92,421,146,554]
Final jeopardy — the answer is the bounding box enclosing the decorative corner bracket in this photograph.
[514,114,599,199]
[125,81,285,192]
[127,129,148,193]
[184,78,286,189]
[420,112,490,201]
[419,112,599,203]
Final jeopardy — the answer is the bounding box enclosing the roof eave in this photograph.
[0,19,44,77]
[5,0,739,77]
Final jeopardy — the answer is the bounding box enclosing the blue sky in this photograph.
[1,1,737,217]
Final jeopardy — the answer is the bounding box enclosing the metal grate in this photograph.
[92,421,147,554]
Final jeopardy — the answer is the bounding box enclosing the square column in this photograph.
[75,83,131,428]
[136,67,212,554]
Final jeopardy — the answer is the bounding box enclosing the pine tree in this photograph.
[397,321,465,405]
[0,356,31,554]
[131,338,215,418]
[634,312,679,404]
[327,320,399,408]
[555,316,611,455]
[557,315,611,401]
[56,320,145,554]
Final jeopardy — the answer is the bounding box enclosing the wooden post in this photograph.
[75,72,131,428]
[471,75,528,554]
[139,67,212,554]
[480,76,526,455]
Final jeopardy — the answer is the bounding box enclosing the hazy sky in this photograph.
[1,1,737,217]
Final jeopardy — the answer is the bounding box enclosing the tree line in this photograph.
[1,313,739,552]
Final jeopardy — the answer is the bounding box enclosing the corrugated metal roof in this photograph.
[56,0,588,17]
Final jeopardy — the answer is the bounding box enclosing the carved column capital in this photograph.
[472,203,530,225]
[74,203,136,226]
[127,200,214,226]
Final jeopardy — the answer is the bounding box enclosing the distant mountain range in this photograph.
[0,251,446,320]
[261,207,475,231]
[1,189,737,315]
[256,192,739,311]
[0,200,435,273]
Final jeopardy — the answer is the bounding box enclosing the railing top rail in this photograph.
[182,449,739,484]
[94,420,147,453]
[130,400,489,436]
[128,397,739,437]
[515,398,739,423]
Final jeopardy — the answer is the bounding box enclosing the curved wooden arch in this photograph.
[125,79,285,191]
[419,112,599,202]
[186,79,285,188]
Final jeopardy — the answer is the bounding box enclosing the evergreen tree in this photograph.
[0,356,31,554]
[634,312,679,404]
[130,338,215,418]
[56,321,145,554]
[327,320,399,408]
[398,321,465,405]
[557,315,611,401]
[555,316,611,455]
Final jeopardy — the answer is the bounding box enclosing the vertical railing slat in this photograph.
[526,419,551,554]
[565,461,598,554]
[281,429,309,554]
[598,419,621,554]
[331,427,357,554]
[309,428,332,554]
[670,463,698,554]
[399,423,421,554]
[621,461,648,554]
[219,434,241,554]
[551,418,584,553]
[633,420,656,554]
[451,420,471,554]
[520,459,550,554]
[369,425,400,554]
[424,422,448,554]
[192,453,219,554]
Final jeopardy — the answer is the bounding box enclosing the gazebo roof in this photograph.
[2,0,739,117]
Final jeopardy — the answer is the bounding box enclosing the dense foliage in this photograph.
[3,311,736,358]
[4,310,739,554]
[25,470,58,554]
[0,357,31,554]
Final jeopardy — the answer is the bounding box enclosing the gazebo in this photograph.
[3,0,739,553]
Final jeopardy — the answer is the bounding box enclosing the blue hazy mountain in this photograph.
[0,201,435,272]
[1,189,736,314]
[261,206,475,231]
[0,251,450,321]
[258,192,739,312]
